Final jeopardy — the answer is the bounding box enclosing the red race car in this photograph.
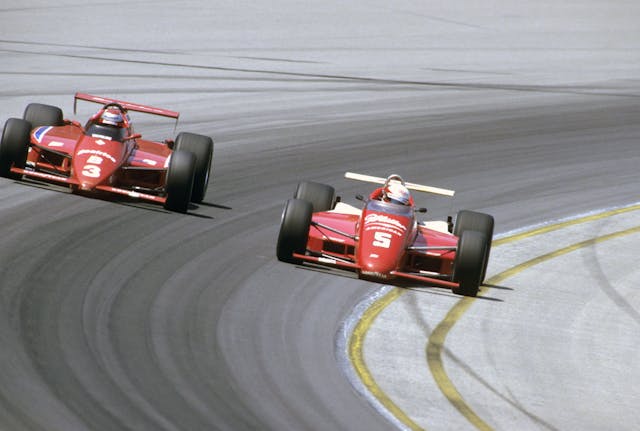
[0,93,213,213]
[277,172,494,296]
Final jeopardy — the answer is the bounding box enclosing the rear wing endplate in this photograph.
[345,171,455,197]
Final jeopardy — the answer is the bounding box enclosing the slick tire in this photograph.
[454,210,494,281]
[0,118,31,179]
[294,181,336,212]
[452,230,487,297]
[174,132,213,203]
[23,103,64,129]
[164,150,196,213]
[277,198,312,264]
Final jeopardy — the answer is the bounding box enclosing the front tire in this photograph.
[0,118,32,179]
[174,132,213,203]
[276,198,312,264]
[164,150,196,213]
[23,103,64,129]
[454,210,494,281]
[452,230,487,297]
[294,181,336,212]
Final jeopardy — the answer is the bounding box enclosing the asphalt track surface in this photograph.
[0,1,639,430]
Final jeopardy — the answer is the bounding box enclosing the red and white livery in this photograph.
[277,172,494,296]
[0,93,214,213]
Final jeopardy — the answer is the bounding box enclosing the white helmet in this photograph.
[383,181,410,205]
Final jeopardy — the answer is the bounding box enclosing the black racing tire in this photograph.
[294,181,336,212]
[454,210,494,281]
[276,198,313,264]
[164,150,196,213]
[452,230,487,297]
[0,118,32,179]
[174,132,213,203]
[23,103,64,129]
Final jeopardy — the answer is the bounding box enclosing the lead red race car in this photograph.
[277,172,494,296]
[0,93,213,213]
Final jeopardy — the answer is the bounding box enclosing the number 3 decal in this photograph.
[82,164,101,178]
[372,231,392,248]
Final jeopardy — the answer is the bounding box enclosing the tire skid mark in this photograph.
[2,48,639,98]
[0,39,173,55]
[0,70,352,85]
[426,206,640,430]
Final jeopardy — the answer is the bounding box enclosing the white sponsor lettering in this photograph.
[77,149,117,163]
[360,271,389,279]
[48,141,64,147]
[91,134,112,141]
[86,155,103,165]
[142,159,158,166]
[364,213,407,232]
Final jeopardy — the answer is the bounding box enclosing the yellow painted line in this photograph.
[427,214,640,430]
[426,293,493,430]
[492,202,640,247]
[348,202,640,431]
[349,287,427,431]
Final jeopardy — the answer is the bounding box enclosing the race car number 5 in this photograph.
[82,164,101,178]
[372,231,392,248]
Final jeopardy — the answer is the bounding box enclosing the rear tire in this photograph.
[276,198,312,264]
[23,103,64,129]
[294,181,336,212]
[454,210,494,281]
[174,132,213,203]
[0,118,32,179]
[164,150,196,213]
[452,230,487,297]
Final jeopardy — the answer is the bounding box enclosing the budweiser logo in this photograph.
[364,213,407,231]
[77,149,117,163]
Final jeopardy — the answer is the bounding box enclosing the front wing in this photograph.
[292,248,460,290]
[10,166,168,205]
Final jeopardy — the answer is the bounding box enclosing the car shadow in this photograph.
[197,201,232,210]
[8,178,230,218]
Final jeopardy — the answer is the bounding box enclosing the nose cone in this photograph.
[73,137,125,190]
[357,213,410,278]
[358,240,403,278]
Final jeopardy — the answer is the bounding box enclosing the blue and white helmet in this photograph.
[99,108,124,126]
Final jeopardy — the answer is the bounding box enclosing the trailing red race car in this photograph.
[0,93,213,213]
[277,172,494,296]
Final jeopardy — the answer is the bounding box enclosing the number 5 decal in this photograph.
[372,231,392,248]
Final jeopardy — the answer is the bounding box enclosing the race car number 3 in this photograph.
[82,164,101,178]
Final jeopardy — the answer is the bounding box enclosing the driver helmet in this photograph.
[98,108,124,127]
[383,182,410,205]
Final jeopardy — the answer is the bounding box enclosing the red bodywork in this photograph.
[11,93,180,205]
[294,198,460,289]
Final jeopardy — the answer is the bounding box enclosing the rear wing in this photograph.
[345,171,455,197]
[74,93,180,124]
